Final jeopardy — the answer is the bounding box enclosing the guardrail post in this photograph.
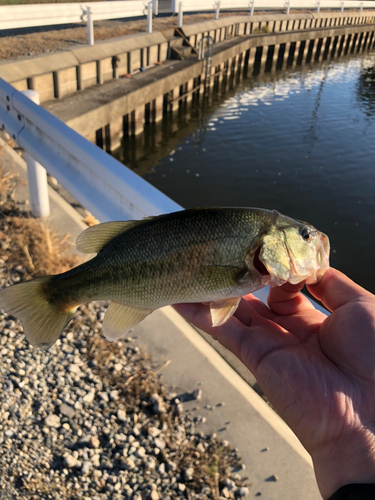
[250,0,254,16]
[147,2,153,33]
[285,1,290,15]
[340,1,344,12]
[359,1,363,12]
[178,2,183,28]
[215,1,220,20]
[87,6,94,46]
[21,90,50,218]
[316,1,320,13]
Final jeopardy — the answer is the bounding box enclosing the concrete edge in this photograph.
[161,306,314,468]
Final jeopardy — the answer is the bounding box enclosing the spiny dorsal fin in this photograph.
[76,220,143,254]
[103,302,153,341]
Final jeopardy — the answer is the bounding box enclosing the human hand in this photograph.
[174,268,375,499]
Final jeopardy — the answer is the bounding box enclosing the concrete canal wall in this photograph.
[1,11,374,153]
[1,10,375,103]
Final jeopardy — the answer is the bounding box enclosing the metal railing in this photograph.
[0,77,180,221]
[0,0,159,42]
[1,0,373,37]
[171,0,375,19]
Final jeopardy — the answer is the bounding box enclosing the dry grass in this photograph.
[0,168,80,278]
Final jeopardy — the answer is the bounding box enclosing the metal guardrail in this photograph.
[0,77,181,222]
[172,0,374,17]
[0,0,372,36]
[0,0,158,41]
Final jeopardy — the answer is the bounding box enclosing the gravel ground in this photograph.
[0,12,252,61]
[0,171,250,499]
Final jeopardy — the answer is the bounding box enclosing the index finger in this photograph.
[307,267,373,312]
[267,281,316,316]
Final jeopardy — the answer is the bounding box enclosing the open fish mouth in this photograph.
[253,246,270,277]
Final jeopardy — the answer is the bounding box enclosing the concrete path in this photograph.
[0,135,322,499]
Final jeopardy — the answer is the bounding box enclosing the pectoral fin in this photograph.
[210,297,241,327]
[103,302,153,341]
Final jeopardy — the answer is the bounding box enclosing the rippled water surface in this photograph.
[115,52,375,294]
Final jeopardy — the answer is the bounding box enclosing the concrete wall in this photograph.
[0,32,169,103]
[1,10,375,103]
[43,21,375,152]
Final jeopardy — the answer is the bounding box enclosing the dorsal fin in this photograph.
[76,220,143,254]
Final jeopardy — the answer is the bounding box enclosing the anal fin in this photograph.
[103,302,153,341]
[210,297,241,327]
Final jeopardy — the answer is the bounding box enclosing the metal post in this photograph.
[147,2,152,33]
[250,0,254,16]
[285,1,290,15]
[21,90,50,218]
[360,1,363,12]
[215,1,220,20]
[316,1,320,13]
[178,2,183,27]
[87,6,94,46]
[154,0,159,15]
[340,1,344,12]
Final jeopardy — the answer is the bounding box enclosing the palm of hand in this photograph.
[240,293,375,458]
[174,268,375,483]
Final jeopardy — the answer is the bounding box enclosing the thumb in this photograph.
[307,268,373,312]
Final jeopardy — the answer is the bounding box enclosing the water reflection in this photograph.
[356,58,375,116]
[114,52,375,293]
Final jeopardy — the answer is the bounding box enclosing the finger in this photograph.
[307,267,373,312]
[173,303,298,375]
[267,281,316,316]
[173,302,253,361]
[234,295,275,326]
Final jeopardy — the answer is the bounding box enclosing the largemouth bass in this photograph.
[0,207,329,350]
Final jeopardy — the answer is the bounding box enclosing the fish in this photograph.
[0,207,330,350]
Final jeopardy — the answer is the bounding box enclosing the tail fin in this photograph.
[0,277,76,350]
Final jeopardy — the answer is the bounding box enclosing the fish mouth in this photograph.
[315,233,330,280]
[254,246,270,277]
[304,233,330,285]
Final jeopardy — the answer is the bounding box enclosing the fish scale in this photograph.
[0,207,330,350]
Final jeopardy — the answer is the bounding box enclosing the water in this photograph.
[115,52,375,294]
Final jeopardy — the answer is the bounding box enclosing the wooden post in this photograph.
[129,106,145,136]
[281,42,290,69]
[318,38,327,61]
[310,39,318,62]
[292,41,301,67]
[301,40,310,64]
[259,46,268,71]
[184,79,193,102]
[152,95,164,122]
[170,85,180,112]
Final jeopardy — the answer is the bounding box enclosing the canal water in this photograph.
[115,52,375,294]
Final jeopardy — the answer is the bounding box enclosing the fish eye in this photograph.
[301,227,311,241]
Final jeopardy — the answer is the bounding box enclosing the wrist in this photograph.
[311,431,375,499]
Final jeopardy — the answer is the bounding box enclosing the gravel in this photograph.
[0,264,250,499]
[0,169,250,499]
